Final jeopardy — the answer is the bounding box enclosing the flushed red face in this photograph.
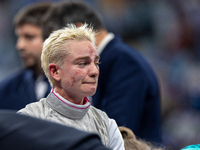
[55,40,100,102]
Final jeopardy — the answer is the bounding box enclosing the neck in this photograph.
[33,68,44,78]
[53,87,84,105]
[95,29,108,47]
[29,62,43,78]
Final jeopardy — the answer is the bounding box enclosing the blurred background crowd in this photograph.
[1,0,200,149]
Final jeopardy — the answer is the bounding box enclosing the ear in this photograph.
[75,22,83,27]
[48,63,61,81]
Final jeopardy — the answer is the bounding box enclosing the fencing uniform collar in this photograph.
[46,89,90,119]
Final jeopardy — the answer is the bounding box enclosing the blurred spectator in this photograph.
[119,126,165,150]
[1,0,200,149]
[0,1,53,110]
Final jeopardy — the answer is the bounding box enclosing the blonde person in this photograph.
[18,24,124,150]
[42,1,161,143]
[119,127,165,150]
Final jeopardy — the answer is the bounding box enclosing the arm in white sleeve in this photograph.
[108,119,125,150]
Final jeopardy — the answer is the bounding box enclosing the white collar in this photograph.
[52,89,90,109]
[46,89,91,119]
[35,75,48,100]
[97,33,114,55]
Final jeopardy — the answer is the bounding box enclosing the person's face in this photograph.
[15,23,43,70]
[56,40,100,101]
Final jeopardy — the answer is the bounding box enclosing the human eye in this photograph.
[95,62,101,69]
[25,34,35,41]
[78,62,87,66]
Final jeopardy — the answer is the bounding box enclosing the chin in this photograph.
[85,90,96,97]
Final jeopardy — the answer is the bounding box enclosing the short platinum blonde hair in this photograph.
[41,23,96,86]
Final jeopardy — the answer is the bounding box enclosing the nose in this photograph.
[89,63,99,78]
[16,38,25,51]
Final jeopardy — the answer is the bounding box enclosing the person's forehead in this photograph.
[15,23,42,34]
[64,40,98,59]
[67,40,96,51]
[17,22,41,29]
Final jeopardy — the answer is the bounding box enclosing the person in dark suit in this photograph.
[0,2,52,110]
[42,1,162,143]
[0,110,110,150]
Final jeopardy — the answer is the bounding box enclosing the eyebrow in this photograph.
[95,55,100,61]
[74,55,100,61]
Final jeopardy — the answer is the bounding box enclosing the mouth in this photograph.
[19,52,28,59]
[82,80,98,85]
[83,82,96,84]
[20,55,27,60]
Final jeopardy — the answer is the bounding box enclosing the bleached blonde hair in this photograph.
[119,127,165,150]
[41,23,96,86]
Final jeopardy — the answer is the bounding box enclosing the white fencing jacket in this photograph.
[18,89,124,150]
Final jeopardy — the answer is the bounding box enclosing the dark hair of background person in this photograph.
[42,1,104,40]
[13,2,52,28]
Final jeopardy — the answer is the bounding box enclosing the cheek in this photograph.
[31,46,42,57]
[70,77,75,86]
[74,69,86,75]
[70,69,86,86]
[33,38,43,46]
